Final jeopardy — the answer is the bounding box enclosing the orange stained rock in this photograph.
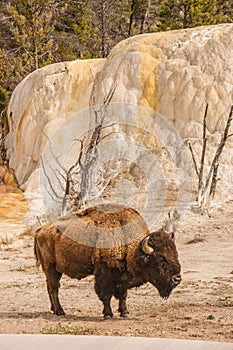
[0,190,28,222]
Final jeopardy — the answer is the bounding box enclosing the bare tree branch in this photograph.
[36,216,43,227]
[189,104,233,214]
[47,160,65,192]
[141,0,151,34]
[42,81,118,215]
[44,183,63,203]
[188,142,199,177]
[204,105,233,213]
[61,139,85,214]
[42,131,67,172]
[103,81,117,105]
[198,103,208,205]
[207,160,219,214]
[41,157,63,200]
[204,105,233,194]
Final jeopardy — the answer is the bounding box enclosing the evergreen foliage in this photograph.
[0,86,8,115]
[0,0,232,94]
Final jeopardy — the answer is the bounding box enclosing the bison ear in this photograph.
[169,231,175,241]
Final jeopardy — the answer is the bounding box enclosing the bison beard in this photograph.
[34,204,181,319]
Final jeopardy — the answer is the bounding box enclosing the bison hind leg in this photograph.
[45,264,65,316]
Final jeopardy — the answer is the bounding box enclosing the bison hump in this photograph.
[55,203,149,251]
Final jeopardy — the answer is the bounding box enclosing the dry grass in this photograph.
[186,234,206,245]
[40,323,96,335]
[19,226,34,238]
[0,234,14,247]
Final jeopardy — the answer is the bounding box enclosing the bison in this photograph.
[34,204,181,318]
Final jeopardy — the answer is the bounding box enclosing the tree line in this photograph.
[0,0,232,110]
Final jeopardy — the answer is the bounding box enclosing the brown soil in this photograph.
[0,201,233,342]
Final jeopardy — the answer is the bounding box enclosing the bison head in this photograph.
[136,229,181,298]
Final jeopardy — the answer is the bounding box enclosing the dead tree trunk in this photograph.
[198,103,208,207]
[189,104,233,214]
[205,105,233,212]
[140,0,151,34]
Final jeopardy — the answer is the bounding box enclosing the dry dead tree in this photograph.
[42,82,118,216]
[189,104,233,214]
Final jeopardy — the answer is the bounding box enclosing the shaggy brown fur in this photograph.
[34,204,181,318]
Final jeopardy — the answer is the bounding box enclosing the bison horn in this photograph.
[142,236,154,255]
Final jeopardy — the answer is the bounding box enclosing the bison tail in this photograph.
[34,233,40,267]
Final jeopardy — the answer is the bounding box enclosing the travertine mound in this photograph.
[6,24,233,220]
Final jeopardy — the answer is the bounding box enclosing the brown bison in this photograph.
[34,204,181,318]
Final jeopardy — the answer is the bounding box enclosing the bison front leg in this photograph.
[45,264,65,316]
[114,288,129,318]
[94,269,114,319]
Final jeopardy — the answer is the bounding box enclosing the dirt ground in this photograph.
[0,198,233,342]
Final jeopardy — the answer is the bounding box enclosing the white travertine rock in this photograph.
[6,59,105,186]
[6,24,233,220]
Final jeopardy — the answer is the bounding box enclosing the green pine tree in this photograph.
[158,0,232,31]
[4,0,59,87]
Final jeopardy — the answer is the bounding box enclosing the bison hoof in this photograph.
[54,309,66,316]
[120,313,129,318]
[104,315,113,320]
